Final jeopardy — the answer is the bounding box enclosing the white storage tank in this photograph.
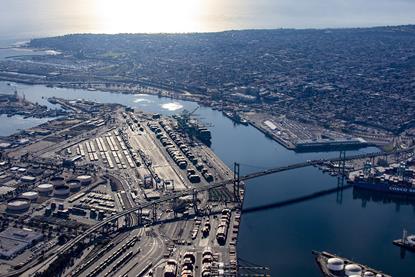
[7,198,31,211]
[364,271,375,277]
[54,185,70,197]
[345,264,362,276]
[37,183,53,193]
[20,175,36,183]
[21,191,39,201]
[77,175,92,185]
[66,179,81,190]
[327,258,344,271]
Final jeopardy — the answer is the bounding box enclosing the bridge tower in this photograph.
[152,203,157,223]
[137,208,142,226]
[233,162,240,202]
[338,150,347,177]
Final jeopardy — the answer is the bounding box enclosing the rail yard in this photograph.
[0,97,243,277]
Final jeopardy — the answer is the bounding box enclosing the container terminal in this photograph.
[0,97,244,277]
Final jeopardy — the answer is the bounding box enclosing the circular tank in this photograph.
[53,185,70,197]
[20,175,36,183]
[345,264,362,276]
[37,183,53,193]
[364,271,375,277]
[50,176,65,187]
[7,198,31,211]
[77,175,92,185]
[21,191,39,201]
[66,179,81,190]
[327,258,344,271]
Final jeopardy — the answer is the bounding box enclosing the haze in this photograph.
[1,0,414,39]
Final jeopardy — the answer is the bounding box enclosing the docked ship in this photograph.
[174,110,212,146]
[312,251,391,277]
[222,111,248,125]
[351,162,415,196]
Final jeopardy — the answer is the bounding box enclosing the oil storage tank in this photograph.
[21,191,39,201]
[66,179,81,191]
[345,264,362,276]
[51,176,65,187]
[37,183,53,194]
[77,175,92,185]
[54,185,70,197]
[20,175,36,184]
[7,198,30,211]
[327,258,344,271]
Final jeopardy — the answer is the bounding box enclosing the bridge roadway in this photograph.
[12,147,414,276]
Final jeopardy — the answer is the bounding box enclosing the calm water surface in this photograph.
[0,81,413,276]
[0,3,414,270]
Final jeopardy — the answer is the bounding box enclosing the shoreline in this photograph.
[0,78,389,153]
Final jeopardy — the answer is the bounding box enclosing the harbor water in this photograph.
[0,80,414,276]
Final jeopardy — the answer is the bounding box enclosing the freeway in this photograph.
[10,147,414,276]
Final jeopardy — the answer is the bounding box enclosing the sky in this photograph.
[0,0,414,40]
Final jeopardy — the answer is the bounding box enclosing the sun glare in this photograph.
[92,0,203,33]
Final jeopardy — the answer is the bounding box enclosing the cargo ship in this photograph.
[312,251,391,277]
[222,111,248,125]
[174,112,212,146]
[351,172,415,196]
[295,137,368,152]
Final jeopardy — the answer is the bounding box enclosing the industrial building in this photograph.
[0,227,43,259]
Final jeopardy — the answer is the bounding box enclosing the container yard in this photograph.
[0,98,243,277]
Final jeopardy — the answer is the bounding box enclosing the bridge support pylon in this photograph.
[337,150,346,177]
[152,203,157,223]
[233,162,240,202]
[192,189,198,214]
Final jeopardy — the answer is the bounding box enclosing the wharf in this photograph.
[312,251,391,277]
[247,119,295,149]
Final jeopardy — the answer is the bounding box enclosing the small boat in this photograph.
[393,229,415,251]
[312,250,391,277]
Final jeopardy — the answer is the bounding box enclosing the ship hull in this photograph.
[353,180,415,196]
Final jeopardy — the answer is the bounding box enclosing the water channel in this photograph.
[0,80,413,276]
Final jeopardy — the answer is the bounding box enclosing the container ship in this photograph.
[174,114,211,146]
[350,162,415,196]
[312,251,391,277]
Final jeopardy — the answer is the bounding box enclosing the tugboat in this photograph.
[393,229,415,251]
[312,251,391,277]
